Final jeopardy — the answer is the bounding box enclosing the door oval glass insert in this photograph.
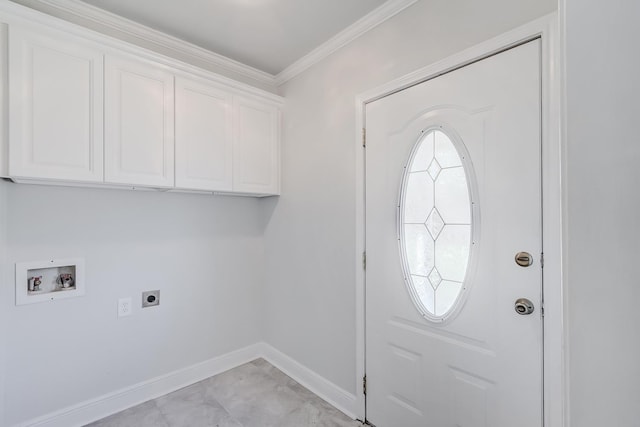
[399,128,475,321]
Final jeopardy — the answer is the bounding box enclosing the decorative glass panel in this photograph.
[435,225,471,282]
[435,281,463,316]
[404,225,435,277]
[435,168,471,224]
[399,129,474,320]
[412,275,435,314]
[404,172,434,223]
[410,131,434,172]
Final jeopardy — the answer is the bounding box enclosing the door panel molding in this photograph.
[354,13,563,427]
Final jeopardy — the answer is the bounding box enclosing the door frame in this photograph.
[354,13,565,427]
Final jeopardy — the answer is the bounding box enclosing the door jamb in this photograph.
[354,12,565,427]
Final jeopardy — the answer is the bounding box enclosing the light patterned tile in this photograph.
[279,400,362,427]
[155,381,240,427]
[85,400,169,427]
[88,359,361,427]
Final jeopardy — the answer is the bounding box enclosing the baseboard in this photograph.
[259,343,358,419]
[18,343,263,427]
[16,341,357,426]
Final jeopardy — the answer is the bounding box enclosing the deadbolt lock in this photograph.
[515,252,533,267]
[514,298,535,315]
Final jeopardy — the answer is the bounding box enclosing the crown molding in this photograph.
[19,0,277,87]
[13,0,419,89]
[274,0,419,86]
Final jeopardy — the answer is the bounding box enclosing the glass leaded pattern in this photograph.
[399,128,474,320]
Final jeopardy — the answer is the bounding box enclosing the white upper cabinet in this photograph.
[8,26,104,182]
[175,77,233,192]
[3,9,282,196]
[104,55,175,188]
[233,96,280,195]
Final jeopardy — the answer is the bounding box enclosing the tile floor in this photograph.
[87,358,363,427]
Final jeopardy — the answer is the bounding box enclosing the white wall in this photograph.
[565,0,640,425]
[264,0,557,395]
[0,183,266,426]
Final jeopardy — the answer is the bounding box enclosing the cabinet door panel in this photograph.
[175,77,232,191]
[233,97,280,195]
[9,27,103,182]
[105,55,174,187]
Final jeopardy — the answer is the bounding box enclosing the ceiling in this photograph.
[77,0,388,75]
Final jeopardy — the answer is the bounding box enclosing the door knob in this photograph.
[514,298,534,315]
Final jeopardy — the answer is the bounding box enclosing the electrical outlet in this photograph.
[118,297,132,317]
[142,290,160,308]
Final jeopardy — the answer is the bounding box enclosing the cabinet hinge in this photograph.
[362,128,366,148]
[363,375,367,395]
[540,252,544,268]
[362,251,366,270]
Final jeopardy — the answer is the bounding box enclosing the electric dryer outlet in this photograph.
[142,290,160,307]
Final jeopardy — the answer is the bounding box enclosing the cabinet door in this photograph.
[233,96,280,195]
[9,27,104,182]
[104,55,174,187]
[175,77,233,191]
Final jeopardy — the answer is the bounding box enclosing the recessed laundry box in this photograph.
[15,258,85,305]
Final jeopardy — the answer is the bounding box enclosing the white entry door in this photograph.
[365,40,542,427]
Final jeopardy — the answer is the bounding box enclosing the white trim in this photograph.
[260,343,358,420]
[19,343,263,427]
[0,183,8,427]
[0,1,284,104]
[354,101,367,420]
[15,342,360,427]
[23,0,275,87]
[18,0,421,88]
[354,13,565,426]
[274,0,419,86]
[540,12,568,427]
[0,22,7,178]
[557,2,570,426]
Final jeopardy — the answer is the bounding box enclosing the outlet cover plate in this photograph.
[118,297,132,317]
